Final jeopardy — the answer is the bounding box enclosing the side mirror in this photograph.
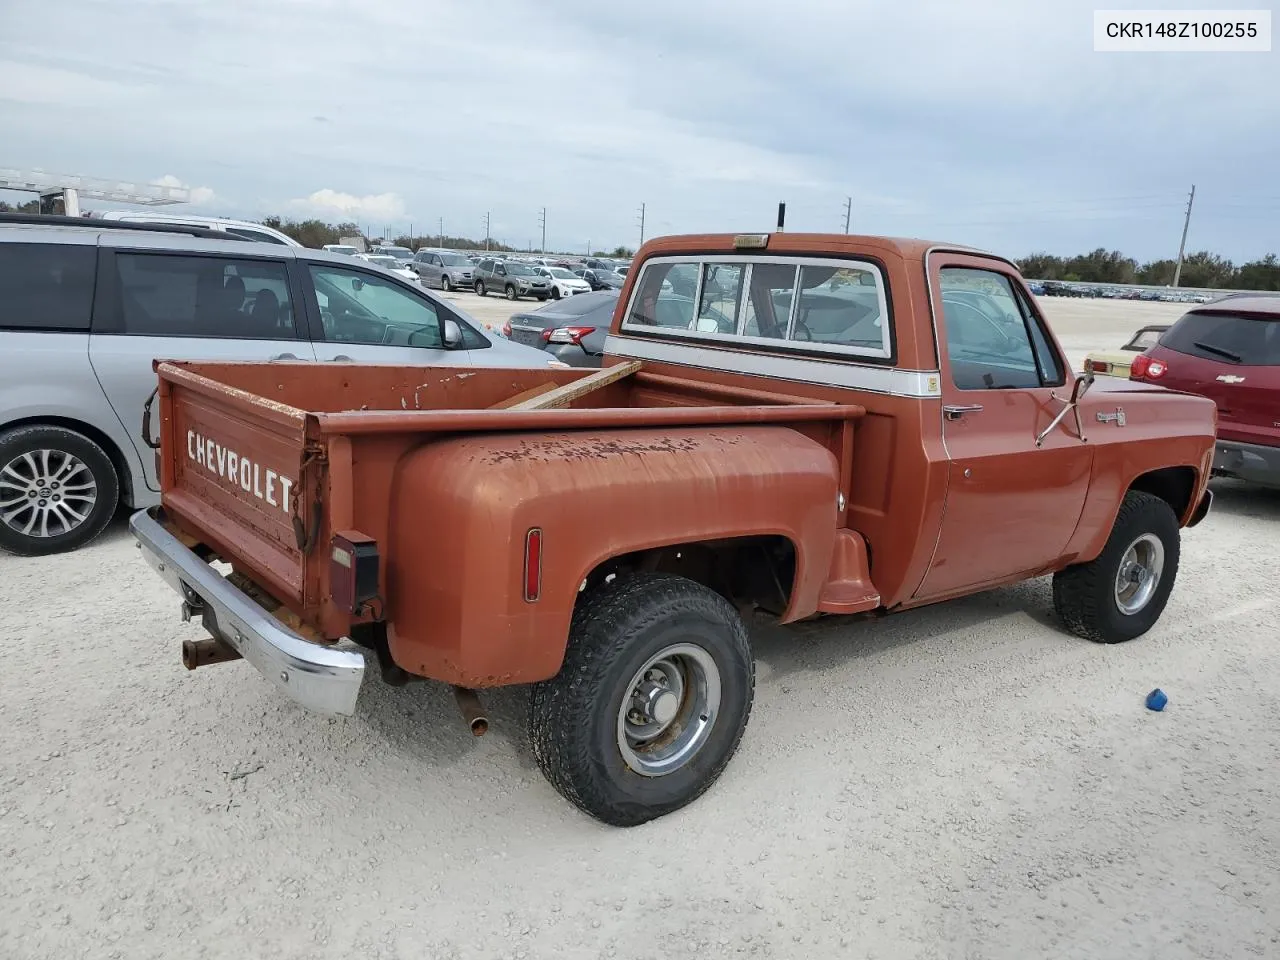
[351,277,364,292]
[443,319,463,348]
[695,317,720,334]
[1071,369,1095,401]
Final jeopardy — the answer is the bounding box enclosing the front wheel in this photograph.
[475,280,487,296]
[505,284,519,301]
[0,425,119,556]
[529,573,754,826]
[440,274,453,292]
[551,287,562,300]
[1052,490,1180,644]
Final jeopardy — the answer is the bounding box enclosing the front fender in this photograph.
[385,424,840,686]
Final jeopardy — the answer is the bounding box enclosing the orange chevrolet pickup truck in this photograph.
[131,232,1216,825]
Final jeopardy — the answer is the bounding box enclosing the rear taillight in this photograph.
[330,532,380,614]
[546,325,595,345]
[524,528,542,602]
[1087,359,1111,374]
[1130,355,1167,380]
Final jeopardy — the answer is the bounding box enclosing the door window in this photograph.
[309,264,444,347]
[696,264,744,334]
[113,253,295,338]
[940,268,1054,390]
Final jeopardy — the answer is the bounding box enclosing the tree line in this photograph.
[1017,248,1280,291]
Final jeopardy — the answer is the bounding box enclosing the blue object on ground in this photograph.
[1146,688,1168,712]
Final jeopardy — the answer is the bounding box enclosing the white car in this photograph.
[322,243,363,256]
[95,211,301,246]
[533,265,592,299]
[360,253,420,283]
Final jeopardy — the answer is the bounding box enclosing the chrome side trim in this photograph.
[130,507,365,716]
[604,335,942,398]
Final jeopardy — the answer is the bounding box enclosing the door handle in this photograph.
[943,403,984,420]
[270,352,298,361]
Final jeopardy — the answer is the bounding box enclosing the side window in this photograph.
[940,268,1044,390]
[225,227,288,245]
[0,242,97,331]
[308,265,442,348]
[627,262,700,328]
[1015,285,1065,385]
[114,253,295,339]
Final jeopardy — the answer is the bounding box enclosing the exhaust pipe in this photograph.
[452,686,488,736]
[182,637,242,670]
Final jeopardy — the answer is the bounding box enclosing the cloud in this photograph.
[152,174,216,206]
[289,189,406,222]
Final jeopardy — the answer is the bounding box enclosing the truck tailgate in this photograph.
[157,362,317,606]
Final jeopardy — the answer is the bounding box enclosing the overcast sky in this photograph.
[2,0,1276,261]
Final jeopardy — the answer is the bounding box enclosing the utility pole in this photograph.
[483,212,491,252]
[1172,185,1195,288]
[409,222,414,246]
[842,196,851,234]
[538,207,546,253]
[438,217,443,249]
[637,202,646,248]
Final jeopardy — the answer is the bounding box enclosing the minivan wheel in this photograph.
[505,284,519,301]
[441,274,453,292]
[0,425,119,556]
[475,280,487,296]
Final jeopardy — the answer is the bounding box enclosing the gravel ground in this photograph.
[3,298,1278,960]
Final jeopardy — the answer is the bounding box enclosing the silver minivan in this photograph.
[410,249,474,291]
[0,215,556,556]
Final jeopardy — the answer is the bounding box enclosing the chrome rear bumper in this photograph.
[130,507,365,716]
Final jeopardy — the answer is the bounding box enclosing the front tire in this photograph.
[475,280,487,296]
[505,284,519,301]
[441,274,453,292]
[551,287,562,300]
[529,573,754,826]
[1053,491,1180,644]
[0,425,119,556]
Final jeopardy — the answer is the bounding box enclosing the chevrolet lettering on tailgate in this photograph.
[186,430,294,512]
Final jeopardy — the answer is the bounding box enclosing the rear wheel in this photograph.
[475,280,487,296]
[529,573,754,826]
[0,425,119,556]
[1053,491,1180,643]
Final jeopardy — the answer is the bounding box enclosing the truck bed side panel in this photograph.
[384,425,842,686]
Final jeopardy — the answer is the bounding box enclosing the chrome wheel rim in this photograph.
[1114,533,1164,615]
[616,643,721,777]
[0,449,98,539]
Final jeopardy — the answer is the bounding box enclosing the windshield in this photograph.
[440,254,469,266]
[378,246,413,259]
[367,256,398,267]
[550,268,576,279]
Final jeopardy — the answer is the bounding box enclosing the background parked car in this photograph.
[371,244,414,261]
[1129,297,1280,488]
[359,253,420,283]
[505,290,620,364]
[95,211,300,246]
[531,265,592,299]
[473,258,552,300]
[574,266,625,291]
[0,214,552,556]
[411,249,474,291]
[321,243,363,256]
[1083,324,1170,377]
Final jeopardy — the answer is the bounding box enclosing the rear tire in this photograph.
[0,425,119,557]
[1052,491,1180,644]
[529,573,754,826]
[475,280,487,296]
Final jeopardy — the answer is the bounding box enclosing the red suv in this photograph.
[1130,296,1280,488]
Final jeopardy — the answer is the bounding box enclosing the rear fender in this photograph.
[385,424,841,686]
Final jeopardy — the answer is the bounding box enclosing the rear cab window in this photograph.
[0,240,98,331]
[621,255,893,360]
[1160,310,1280,365]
